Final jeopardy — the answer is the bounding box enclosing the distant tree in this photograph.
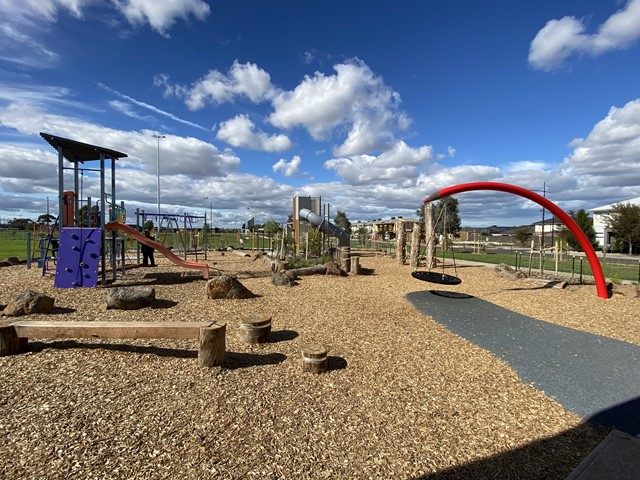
[7,218,34,229]
[333,211,352,234]
[607,203,640,255]
[356,226,369,246]
[37,214,56,225]
[263,219,281,234]
[307,227,322,256]
[512,226,531,247]
[560,209,598,252]
[434,197,461,238]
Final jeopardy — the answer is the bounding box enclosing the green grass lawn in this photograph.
[3,231,638,283]
[441,249,640,283]
[0,231,266,261]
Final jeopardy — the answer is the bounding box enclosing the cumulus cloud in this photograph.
[272,155,302,177]
[111,0,210,36]
[0,101,240,179]
[269,59,410,156]
[529,0,640,71]
[560,98,640,184]
[216,114,291,152]
[156,61,275,110]
[324,141,433,185]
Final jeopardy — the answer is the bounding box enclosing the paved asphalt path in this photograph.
[406,290,640,436]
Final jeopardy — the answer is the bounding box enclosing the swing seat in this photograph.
[412,271,462,285]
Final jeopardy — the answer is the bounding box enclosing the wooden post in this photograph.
[301,343,328,374]
[198,321,226,367]
[340,246,351,273]
[1,324,19,356]
[396,220,406,265]
[350,256,360,275]
[239,314,271,344]
[409,220,421,268]
[425,203,436,269]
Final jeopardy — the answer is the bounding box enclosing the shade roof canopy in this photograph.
[40,132,128,163]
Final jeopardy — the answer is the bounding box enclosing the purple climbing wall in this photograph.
[54,227,102,288]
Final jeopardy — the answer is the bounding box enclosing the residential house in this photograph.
[589,196,640,248]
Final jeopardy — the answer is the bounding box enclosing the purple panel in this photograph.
[54,228,102,288]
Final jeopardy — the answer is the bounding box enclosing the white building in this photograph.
[589,196,640,248]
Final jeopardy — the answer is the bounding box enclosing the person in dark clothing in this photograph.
[141,229,156,267]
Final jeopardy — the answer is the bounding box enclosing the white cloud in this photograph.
[560,98,640,185]
[0,144,57,193]
[0,101,240,179]
[216,114,291,152]
[529,0,640,71]
[269,59,410,156]
[157,61,275,110]
[324,141,433,185]
[111,0,210,36]
[272,155,302,177]
[0,0,87,21]
[505,160,550,172]
[447,146,456,158]
[0,0,209,38]
[0,23,59,69]
[99,82,210,131]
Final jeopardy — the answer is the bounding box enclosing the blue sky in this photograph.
[1,0,639,228]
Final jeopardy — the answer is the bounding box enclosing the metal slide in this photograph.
[105,222,209,280]
[299,208,350,247]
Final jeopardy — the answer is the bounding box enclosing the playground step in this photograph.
[11,321,216,340]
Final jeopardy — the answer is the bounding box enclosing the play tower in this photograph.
[41,132,128,287]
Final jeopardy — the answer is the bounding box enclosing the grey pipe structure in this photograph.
[299,208,350,247]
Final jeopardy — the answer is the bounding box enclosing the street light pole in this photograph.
[203,196,208,224]
[153,134,165,222]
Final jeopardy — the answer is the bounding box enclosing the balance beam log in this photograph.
[2,321,227,367]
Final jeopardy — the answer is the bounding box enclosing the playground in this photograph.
[1,134,639,477]
[1,249,639,478]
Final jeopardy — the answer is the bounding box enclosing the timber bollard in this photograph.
[239,314,272,344]
[341,246,351,273]
[301,343,328,374]
[198,321,226,367]
[0,324,24,356]
[350,256,360,275]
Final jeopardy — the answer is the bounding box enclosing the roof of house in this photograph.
[590,196,640,212]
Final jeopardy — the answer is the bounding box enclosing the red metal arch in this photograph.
[424,182,610,299]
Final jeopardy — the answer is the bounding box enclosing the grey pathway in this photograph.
[406,290,640,436]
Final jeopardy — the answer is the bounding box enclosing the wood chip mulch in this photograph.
[1,252,637,479]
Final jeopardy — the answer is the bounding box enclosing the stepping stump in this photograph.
[239,314,271,344]
[350,256,360,275]
[198,321,226,367]
[301,343,328,374]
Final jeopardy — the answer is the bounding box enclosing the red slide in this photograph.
[105,222,209,280]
